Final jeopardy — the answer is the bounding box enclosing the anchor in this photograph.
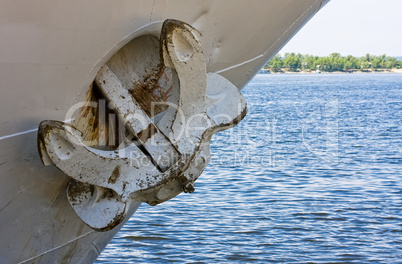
[37,19,247,231]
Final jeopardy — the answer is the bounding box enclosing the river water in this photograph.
[96,73,402,263]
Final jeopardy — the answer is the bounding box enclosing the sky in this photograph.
[279,0,402,57]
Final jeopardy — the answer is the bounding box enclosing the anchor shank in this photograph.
[95,65,180,171]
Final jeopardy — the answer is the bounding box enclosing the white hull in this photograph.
[0,1,329,263]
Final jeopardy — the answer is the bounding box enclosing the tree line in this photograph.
[266,53,401,72]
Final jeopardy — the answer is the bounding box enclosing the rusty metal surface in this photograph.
[37,19,247,231]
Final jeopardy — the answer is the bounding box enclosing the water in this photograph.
[96,73,402,263]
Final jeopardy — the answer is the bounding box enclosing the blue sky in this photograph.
[280,0,402,57]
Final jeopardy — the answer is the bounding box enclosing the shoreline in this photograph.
[263,68,402,74]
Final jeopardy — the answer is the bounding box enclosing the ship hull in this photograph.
[0,0,329,263]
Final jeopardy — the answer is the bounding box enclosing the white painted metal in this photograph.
[94,64,180,171]
[38,20,247,231]
[0,0,330,263]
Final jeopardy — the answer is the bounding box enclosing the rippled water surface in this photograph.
[96,73,402,263]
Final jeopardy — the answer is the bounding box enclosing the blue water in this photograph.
[96,73,402,263]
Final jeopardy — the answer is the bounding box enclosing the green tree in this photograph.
[264,53,400,72]
[268,54,283,72]
[360,61,370,71]
[365,53,371,62]
[344,61,353,71]
[283,53,301,72]
[371,57,381,70]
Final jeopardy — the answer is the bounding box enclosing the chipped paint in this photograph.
[37,19,247,231]
[108,165,121,184]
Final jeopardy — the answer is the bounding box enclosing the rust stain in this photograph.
[130,65,172,117]
[95,205,126,232]
[99,188,117,200]
[80,83,94,118]
[73,34,174,153]
[108,165,121,184]
[67,180,94,204]
[75,83,124,150]
[136,123,157,143]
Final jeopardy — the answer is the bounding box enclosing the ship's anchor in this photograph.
[37,20,247,231]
